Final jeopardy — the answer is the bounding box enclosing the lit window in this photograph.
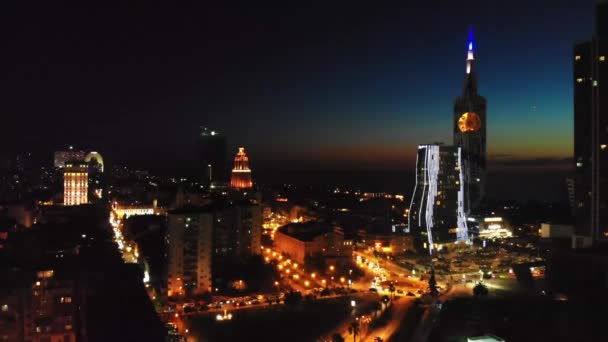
[1,304,7,312]
[600,56,606,62]
[575,55,581,61]
[436,200,441,205]
[593,80,598,87]
[576,78,584,83]
[602,145,607,150]
[577,162,583,168]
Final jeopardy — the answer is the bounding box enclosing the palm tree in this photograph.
[332,333,345,342]
[428,268,439,296]
[473,282,489,296]
[348,320,360,342]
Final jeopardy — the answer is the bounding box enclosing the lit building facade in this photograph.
[573,0,608,246]
[167,212,213,297]
[197,127,227,187]
[453,29,487,214]
[478,217,512,240]
[167,200,262,297]
[0,270,80,342]
[230,147,253,190]
[408,144,468,253]
[63,162,88,206]
[273,222,350,264]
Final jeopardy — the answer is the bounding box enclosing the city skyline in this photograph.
[4,1,594,174]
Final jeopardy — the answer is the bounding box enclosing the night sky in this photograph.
[3,1,595,198]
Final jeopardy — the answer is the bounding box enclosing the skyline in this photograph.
[4,2,594,175]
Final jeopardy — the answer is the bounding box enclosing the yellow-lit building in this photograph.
[274,222,350,264]
[63,162,88,206]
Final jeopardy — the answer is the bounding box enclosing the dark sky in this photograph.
[3,1,594,185]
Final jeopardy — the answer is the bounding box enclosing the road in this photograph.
[360,297,415,342]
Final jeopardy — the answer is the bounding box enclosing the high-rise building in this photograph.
[573,0,608,245]
[167,199,261,297]
[230,147,253,190]
[197,127,227,187]
[54,147,85,168]
[408,144,468,253]
[453,28,487,214]
[63,162,88,206]
[167,211,213,296]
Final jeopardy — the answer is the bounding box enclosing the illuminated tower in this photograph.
[230,147,253,190]
[63,162,88,206]
[408,144,468,254]
[573,0,608,246]
[453,28,487,214]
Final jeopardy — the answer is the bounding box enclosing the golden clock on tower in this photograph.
[457,112,481,133]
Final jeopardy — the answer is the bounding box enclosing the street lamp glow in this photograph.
[330,265,335,271]
[351,300,356,307]
[311,273,316,278]
[304,280,309,286]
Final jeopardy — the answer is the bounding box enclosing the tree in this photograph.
[428,268,439,296]
[371,301,382,317]
[348,320,360,342]
[473,282,489,296]
[284,290,302,308]
[332,333,345,342]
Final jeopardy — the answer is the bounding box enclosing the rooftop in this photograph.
[278,221,335,241]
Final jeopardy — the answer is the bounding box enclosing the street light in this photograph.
[311,273,316,278]
[330,265,335,271]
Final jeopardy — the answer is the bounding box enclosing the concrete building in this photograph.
[63,162,88,206]
[167,212,213,297]
[274,222,350,264]
[0,269,80,342]
[167,199,262,297]
[541,223,574,239]
[408,144,468,253]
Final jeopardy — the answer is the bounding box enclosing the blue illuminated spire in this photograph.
[468,26,474,51]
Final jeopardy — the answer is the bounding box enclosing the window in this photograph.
[1,304,7,312]
[602,144,607,150]
[575,55,581,61]
[600,56,606,61]
[576,78,584,83]
[593,80,598,87]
